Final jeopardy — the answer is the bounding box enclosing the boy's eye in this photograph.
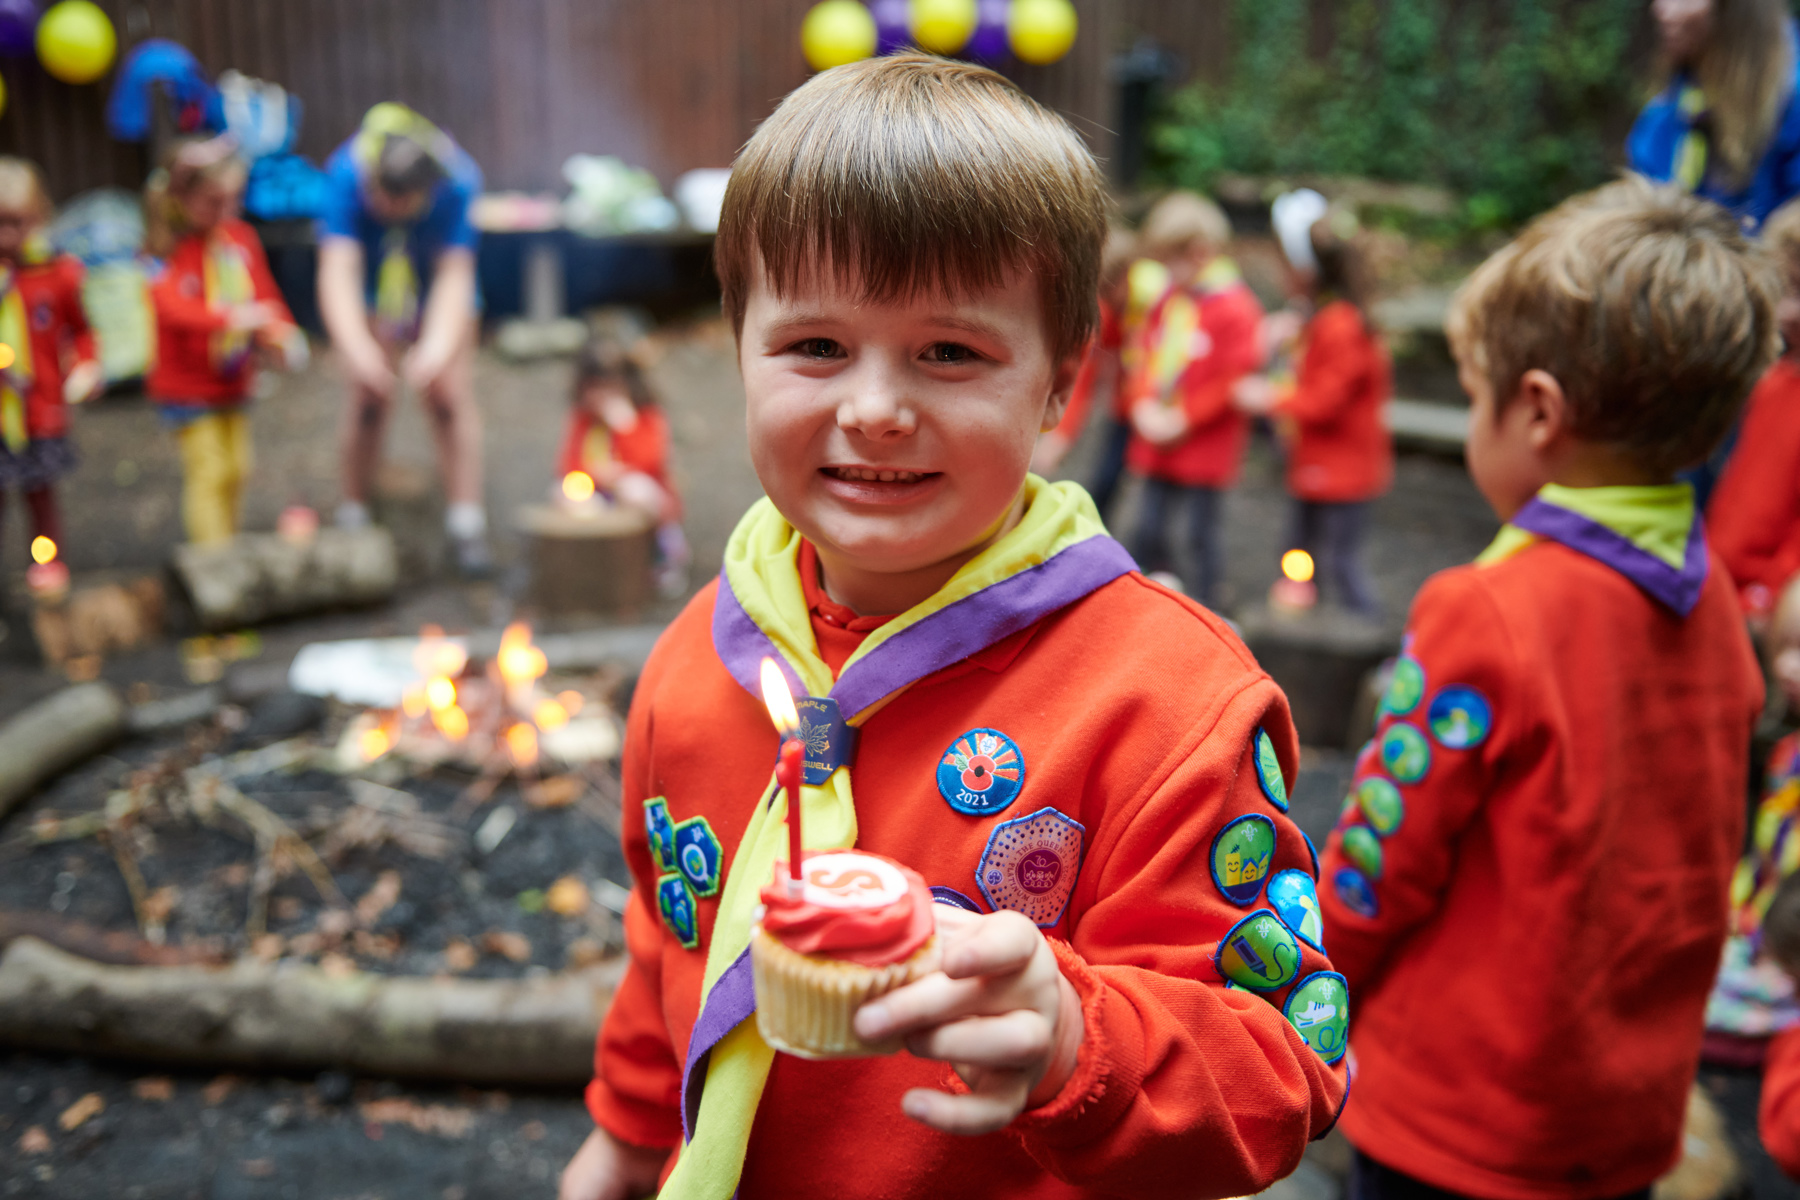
[924,342,978,365]
[794,338,841,359]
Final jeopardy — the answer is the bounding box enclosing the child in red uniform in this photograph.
[1756,872,1800,1176]
[1318,179,1774,1199]
[1123,192,1264,607]
[557,336,690,595]
[146,137,302,544]
[1240,206,1392,617]
[1709,197,1800,623]
[0,158,101,560]
[562,54,1347,1200]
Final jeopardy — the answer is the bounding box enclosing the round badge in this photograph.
[1354,777,1405,838]
[1284,972,1349,1064]
[938,727,1026,816]
[1341,824,1385,880]
[1253,727,1289,812]
[1333,867,1379,918]
[1210,814,1278,907]
[976,807,1085,927]
[1428,685,1493,750]
[1379,723,1432,784]
[1381,655,1426,717]
[1266,869,1325,951]
[1214,909,1302,991]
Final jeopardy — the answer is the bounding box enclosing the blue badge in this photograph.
[644,797,676,875]
[939,727,1026,816]
[1214,909,1302,991]
[656,873,700,949]
[1379,723,1432,784]
[789,696,858,786]
[1333,867,1379,918]
[976,806,1084,926]
[1427,685,1492,751]
[673,816,722,898]
[1284,972,1349,1064]
[1210,813,1278,907]
[1267,869,1326,951]
[1253,727,1289,812]
[929,885,985,913]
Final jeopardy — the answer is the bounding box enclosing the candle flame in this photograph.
[496,622,547,689]
[562,470,596,503]
[759,657,799,734]
[534,699,569,730]
[30,536,56,565]
[432,704,470,742]
[1281,549,1315,584]
[505,721,539,766]
[425,676,457,712]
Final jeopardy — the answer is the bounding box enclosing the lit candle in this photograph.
[1271,548,1319,613]
[759,657,805,895]
[25,536,68,601]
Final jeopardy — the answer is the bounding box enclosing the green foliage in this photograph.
[1148,0,1646,229]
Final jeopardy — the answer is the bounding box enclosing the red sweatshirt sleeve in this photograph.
[54,258,96,370]
[1318,569,1513,992]
[1281,306,1369,426]
[558,410,592,478]
[1762,1024,1800,1178]
[1173,288,1264,428]
[1006,675,1348,1194]
[149,249,230,334]
[1708,365,1800,603]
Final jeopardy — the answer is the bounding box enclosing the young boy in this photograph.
[1757,871,1800,1177]
[562,54,1347,1200]
[1123,192,1264,606]
[1318,178,1775,1198]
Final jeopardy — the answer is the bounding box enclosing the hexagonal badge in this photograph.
[656,872,700,950]
[673,816,723,898]
[976,807,1085,927]
[644,797,677,875]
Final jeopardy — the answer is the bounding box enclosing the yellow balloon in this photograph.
[37,0,117,85]
[802,0,877,71]
[1008,0,1077,65]
[910,0,976,55]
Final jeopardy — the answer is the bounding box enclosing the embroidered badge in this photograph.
[929,885,985,913]
[1210,813,1278,907]
[1214,909,1302,991]
[673,816,723,898]
[792,696,857,785]
[644,797,677,875]
[1284,972,1349,1064]
[656,872,700,949]
[939,727,1026,816]
[1381,655,1426,717]
[1253,727,1289,812]
[976,806,1084,927]
[1378,723,1432,784]
[1354,776,1405,838]
[1428,685,1493,750]
[1333,867,1379,918]
[1267,869,1326,951]
[1341,824,1385,880]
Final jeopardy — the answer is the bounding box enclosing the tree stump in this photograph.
[169,528,399,634]
[517,504,654,618]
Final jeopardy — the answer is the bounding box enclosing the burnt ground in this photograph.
[0,324,1785,1197]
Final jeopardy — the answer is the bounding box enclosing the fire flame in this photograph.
[413,625,469,679]
[534,699,569,731]
[496,622,548,690]
[556,690,584,716]
[505,721,539,766]
[30,536,56,565]
[1281,549,1316,584]
[432,704,470,742]
[562,471,596,503]
[425,676,457,711]
[360,725,393,762]
[401,688,427,719]
[759,657,799,734]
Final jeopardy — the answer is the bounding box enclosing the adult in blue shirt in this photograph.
[317,103,491,574]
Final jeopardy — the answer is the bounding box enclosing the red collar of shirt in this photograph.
[798,539,895,677]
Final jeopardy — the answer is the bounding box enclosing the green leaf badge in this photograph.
[1342,824,1385,880]
[1354,776,1405,838]
[1381,655,1426,717]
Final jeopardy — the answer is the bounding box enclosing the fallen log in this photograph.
[169,528,399,634]
[0,911,226,966]
[0,937,620,1086]
[0,682,127,821]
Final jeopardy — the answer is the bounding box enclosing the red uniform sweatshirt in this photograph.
[589,560,1349,1197]
[1708,357,1800,613]
[1277,300,1392,504]
[7,255,96,440]
[148,219,292,407]
[1050,299,1124,441]
[556,405,679,514]
[1319,504,1761,1198]
[1761,1022,1800,1178]
[1124,271,1264,489]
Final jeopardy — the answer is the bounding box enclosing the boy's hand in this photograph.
[62,360,104,405]
[852,906,1084,1136]
[1131,400,1188,446]
[1234,374,1276,415]
[225,301,282,332]
[558,1127,670,1200]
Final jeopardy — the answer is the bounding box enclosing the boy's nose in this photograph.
[836,362,916,440]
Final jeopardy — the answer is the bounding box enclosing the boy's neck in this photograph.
[811,491,1028,617]
[1545,441,1671,491]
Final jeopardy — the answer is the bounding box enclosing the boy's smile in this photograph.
[741,264,1078,615]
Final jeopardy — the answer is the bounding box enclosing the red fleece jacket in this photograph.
[1276,301,1392,504]
[1050,299,1125,440]
[148,220,292,407]
[7,255,96,440]
[588,564,1349,1197]
[1761,1023,1800,1178]
[1319,539,1760,1199]
[1124,279,1264,488]
[1709,358,1800,613]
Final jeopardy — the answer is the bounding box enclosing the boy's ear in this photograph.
[1517,368,1571,452]
[1040,348,1084,433]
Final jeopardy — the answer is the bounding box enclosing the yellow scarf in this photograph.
[666,477,1132,1199]
[202,231,255,375]
[1142,257,1241,405]
[0,265,33,454]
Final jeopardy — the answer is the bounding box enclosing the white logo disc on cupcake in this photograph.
[799,852,908,910]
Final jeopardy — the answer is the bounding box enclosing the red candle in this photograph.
[779,736,804,893]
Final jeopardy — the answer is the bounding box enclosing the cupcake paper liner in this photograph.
[751,925,940,1059]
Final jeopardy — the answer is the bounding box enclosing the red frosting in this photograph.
[760,850,936,967]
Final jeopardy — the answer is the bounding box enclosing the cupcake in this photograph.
[752,850,940,1059]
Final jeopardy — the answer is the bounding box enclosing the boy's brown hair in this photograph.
[1138,191,1231,260]
[1448,176,1781,476]
[0,157,51,223]
[715,53,1108,363]
[1763,196,1800,276]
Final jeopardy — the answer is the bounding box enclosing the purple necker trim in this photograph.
[1510,497,1707,616]
[681,947,757,1142]
[712,573,803,700]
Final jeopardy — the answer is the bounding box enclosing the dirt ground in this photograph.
[0,327,1790,1197]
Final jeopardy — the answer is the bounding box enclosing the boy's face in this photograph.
[182,178,242,235]
[740,263,1075,591]
[0,205,35,260]
[1459,351,1548,521]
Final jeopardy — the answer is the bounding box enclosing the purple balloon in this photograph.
[871,0,909,55]
[0,0,37,57]
[965,0,1010,63]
